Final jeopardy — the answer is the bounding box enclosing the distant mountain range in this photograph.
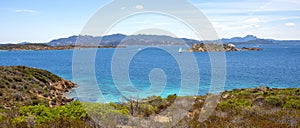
[47,34,202,46]
[6,34,300,46]
[221,35,274,44]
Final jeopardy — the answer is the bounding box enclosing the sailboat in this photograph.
[178,47,184,53]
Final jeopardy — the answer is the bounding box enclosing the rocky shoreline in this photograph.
[187,43,262,52]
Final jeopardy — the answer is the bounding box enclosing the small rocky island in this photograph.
[187,43,262,52]
[0,66,76,109]
[0,43,125,51]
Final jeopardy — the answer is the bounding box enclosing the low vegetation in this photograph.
[177,87,300,128]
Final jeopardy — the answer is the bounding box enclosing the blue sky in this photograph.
[0,0,299,43]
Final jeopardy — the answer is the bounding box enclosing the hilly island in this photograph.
[0,66,299,127]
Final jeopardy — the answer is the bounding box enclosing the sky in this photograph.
[0,0,299,43]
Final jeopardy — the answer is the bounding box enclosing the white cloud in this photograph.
[135,5,144,10]
[244,18,261,23]
[285,22,295,27]
[153,22,172,26]
[15,9,39,15]
[279,16,300,20]
[196,0,300,15]
[212,22,229,30]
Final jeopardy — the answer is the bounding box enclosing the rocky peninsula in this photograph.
[0,66,76,109]
[187,43,262,52]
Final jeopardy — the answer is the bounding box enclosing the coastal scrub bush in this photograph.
[166,94,177,104]
[238,91,251,96]
[265,96,283,107]
[148,96,168,112]
[53,101,87,120]
[109,102,129,115]
[83,102,129,126]
[19,104,56,123]
[17,101,88,124]
[138,103,156,117]
[283,99,300,109]
[219,98,252,110]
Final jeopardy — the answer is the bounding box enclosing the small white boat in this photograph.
[178,47,184,53]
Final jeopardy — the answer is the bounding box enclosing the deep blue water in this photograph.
[0,44,299,102]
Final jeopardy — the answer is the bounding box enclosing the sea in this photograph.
[0,44,299,102]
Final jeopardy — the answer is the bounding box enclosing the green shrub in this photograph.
[139,104,156,117]
[53,101,87,120]
[0,115,3,121]
[283,99,300,109]
[286,96,300,100]
[17,101,88,124]
[265,96,283,107]
[149,96,168,112]
[12,116,27,124]
[19,104,56,123]
[166,94,177,103]
[109,102,129,114]
[219,98,252,110]
[83,102,129,126]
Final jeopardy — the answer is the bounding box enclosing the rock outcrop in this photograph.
[242,47,262,51]
[187,43,239,52]
[187,43,262,52]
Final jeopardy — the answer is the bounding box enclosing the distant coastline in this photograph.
[0,44,125,51]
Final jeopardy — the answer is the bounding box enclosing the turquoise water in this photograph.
[0,44,299,102]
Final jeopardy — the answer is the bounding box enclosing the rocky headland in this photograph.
[0,66,76,109]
